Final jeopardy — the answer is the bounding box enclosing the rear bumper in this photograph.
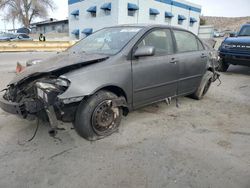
[0,94,25,116]
[219,51,250,66]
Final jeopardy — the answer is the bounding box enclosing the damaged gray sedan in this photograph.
[0,25,219,140]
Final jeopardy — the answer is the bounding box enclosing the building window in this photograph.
[104,10,111,15]
[127,3,139,17]
[52,25,55,31]
[178,20,183,25]
[165,18,171,24]
[189,17,197,27]
[128,10,135,17]
[178,15,186,25]
[71,10,79,19]
[165,12,174,25]
[101,3,111,15]
[87,6,97,17]
[71,29,80,40]
[149,8,160,17]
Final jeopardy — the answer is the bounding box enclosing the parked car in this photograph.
[213,31,225,38]
[0,32,32,41]
[218,24,250,72]
[0,25,219,140]
[0,33,16,41]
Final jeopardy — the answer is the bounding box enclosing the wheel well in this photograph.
[97,86,129,116]
[98,86,127,101]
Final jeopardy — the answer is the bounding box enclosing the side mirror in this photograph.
[134,46,155,57]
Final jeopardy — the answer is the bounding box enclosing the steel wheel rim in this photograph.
[91,100,120,136]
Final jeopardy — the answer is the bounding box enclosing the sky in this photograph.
[0,0,250,30]
[190,0,250,17]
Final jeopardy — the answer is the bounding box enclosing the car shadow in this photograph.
[225,65,250,76]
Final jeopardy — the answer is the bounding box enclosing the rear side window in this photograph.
[173,30,198,53]
[138,29,174,55]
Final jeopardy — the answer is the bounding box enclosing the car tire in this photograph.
[218,59,229,72]
[74,90,123,141]
[190,71,213,100]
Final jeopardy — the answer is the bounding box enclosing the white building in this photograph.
[68,0,201,39]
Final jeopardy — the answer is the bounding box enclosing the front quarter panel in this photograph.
[58,56,132,104]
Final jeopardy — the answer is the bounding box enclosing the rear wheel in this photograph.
[74,90,123,141]
[190,71,213,100]
[218,59,229,72]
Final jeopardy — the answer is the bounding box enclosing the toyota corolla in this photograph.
[0,25,219,141]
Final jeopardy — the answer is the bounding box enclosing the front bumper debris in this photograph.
[0,94,25,116]
[0,94,44,118]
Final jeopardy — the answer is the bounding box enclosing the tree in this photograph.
[200,17,206,26]
[0,0,55,28]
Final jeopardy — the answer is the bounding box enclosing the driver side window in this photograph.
[138,29,174,56]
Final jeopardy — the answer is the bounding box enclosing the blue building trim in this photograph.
[69,0,201,13]
[68,0,84,5]
[155,0,201,13]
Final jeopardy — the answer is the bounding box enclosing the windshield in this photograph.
[68,27,142,55]
[238,26,250,36]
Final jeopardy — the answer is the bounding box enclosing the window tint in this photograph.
[174,30,198,53]
[138,29,173,55]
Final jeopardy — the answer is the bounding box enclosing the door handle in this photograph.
[169,58,178,64]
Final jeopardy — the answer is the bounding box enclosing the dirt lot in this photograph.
[0,52,250,188]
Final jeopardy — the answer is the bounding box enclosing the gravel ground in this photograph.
[0,52,250,188]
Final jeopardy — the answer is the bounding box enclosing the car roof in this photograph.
[106,24,188,31]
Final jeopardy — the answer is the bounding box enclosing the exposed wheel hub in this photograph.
[92,100,119,135]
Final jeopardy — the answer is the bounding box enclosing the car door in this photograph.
[132,28,179,107]
[172,30,208,95]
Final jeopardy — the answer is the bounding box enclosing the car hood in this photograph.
[224,36,250,44]
[9,51,109,85]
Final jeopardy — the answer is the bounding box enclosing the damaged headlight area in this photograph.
[36,77,70,105]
